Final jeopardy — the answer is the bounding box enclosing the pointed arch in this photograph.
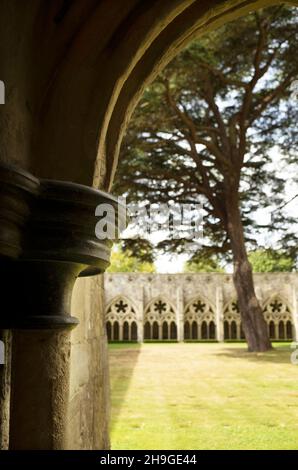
[131,321,138,341]
[144,297,177,323]
[105,295,139,342]
[184,321,190,340]
[105,295,138,323]
[106,321,112,341]
[170,321,177,340]
[184,295,215,323]
[223,299,241,323]
[262,294,292,319]
[144,321,151,340]
[262,294,294,341]
[223,299,241,340]
[184,295,215,340]
[144,297,177,341]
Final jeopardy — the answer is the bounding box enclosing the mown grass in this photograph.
[108,342,298,450]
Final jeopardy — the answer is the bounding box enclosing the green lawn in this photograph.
[108,342,298,450]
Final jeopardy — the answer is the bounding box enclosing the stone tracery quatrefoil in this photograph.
[115,299,128,313]
[269,299,283,313]
[231,301,240,313]
[154,300,167,314]
[264,297,289,316]
[193,300,206,313]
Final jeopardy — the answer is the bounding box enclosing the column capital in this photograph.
[0,163,123,329]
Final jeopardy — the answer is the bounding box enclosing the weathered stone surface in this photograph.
[0,330,11,450]
[69,276,110,450]
[0,164,118,449]
[9,329,71,450]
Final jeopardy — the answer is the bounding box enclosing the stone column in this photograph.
[0,330,11,450]
[274,323,279,340]
[158,323,162,340]
[292,283,298,342]
[119,324,123,341]
[0,164,122,449]
[215,285,224,342]
[177,287,184,342]
[138,286,144,343]
[137,323,144,343]
[236,323,241,340]
[197,323,201,340]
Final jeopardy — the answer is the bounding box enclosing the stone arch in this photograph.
[192,321,198,340]
[144,297,177,323]
[106,321,112,341]
[231,321,237,340]
[209,321,216,340]
[223,299,241,340]
[8,1,294,188]
[184,295,216,340]
[286,320,293,340]
[201,321,208,340]
[144,297,177,340]
[113,321,120,341]
[162,321,169,340]
[170,321,178,340]
[262,294,294,340]
[184,321,191,340]
[224,321,229,340]
[105,295,138,341]
[131,321,138,341]
[101,0,297,190]
[144,321,151,340]
[269,320,275,339]
[123,321,130,341]
[152,321,159,340]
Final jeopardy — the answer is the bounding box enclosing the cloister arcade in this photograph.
[105,274,297,343]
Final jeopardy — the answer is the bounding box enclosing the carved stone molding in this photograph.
[0,163,122,329]
[0,164,39,259]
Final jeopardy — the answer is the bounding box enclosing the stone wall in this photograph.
[104,273,298,342]
[0,276,110,450]
[68,276,110,450]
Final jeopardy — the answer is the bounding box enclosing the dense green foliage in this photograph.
[248,249,295,272]
[107,246,156,273]
[184,257,224,273]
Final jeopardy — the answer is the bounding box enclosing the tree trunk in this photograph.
[226,192,272,352]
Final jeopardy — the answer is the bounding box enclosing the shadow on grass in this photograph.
[214,343,293,364]
[108,342,142,428]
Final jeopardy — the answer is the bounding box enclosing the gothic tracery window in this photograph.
[115,299,128,313]
[144,298,177,340]
[184,296,216,340]
[263,295,293,340]
[193,300,206,313]
[223,299,241,340]
[105,296,138,341]
[154,300,167,314]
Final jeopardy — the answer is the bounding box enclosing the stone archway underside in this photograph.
[1,0,296,189]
